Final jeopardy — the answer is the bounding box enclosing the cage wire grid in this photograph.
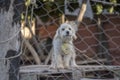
[0,0,120,80]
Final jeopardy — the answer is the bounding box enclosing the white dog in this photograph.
[50,23,78,69]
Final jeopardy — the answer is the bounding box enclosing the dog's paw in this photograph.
[64,64,70,69]
[64,66,69,69]
[57,65,64,69]
[71,64,79,68]
[49,64,56,69]
[49,64,64,69]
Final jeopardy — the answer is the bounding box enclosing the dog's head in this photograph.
[55,23,77,41]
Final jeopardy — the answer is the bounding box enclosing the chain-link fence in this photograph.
[0,0,120,80]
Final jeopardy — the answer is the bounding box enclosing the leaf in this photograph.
[25,0,31,6]
[109,6,114,13]
[96,3,103,14]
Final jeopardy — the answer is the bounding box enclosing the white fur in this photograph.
[50,23,78,69]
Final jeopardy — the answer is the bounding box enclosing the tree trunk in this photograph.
[0,0,23,80]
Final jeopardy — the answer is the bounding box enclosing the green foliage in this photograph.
[92,0,119,15]
[25,0,31,6]
[110,0,117,3]
[23,0,120,22]
[95,3,103,15]
[33,0,64,22]
[108,0,117,13]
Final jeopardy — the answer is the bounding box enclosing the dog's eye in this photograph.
[69,28,71,30]
[62,28,65,31]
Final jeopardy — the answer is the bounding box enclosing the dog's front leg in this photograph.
[50,52,56,69]
[50,53,64,69]
[71,52,78,68]
[56,53,64,69]
[50,52,64,69]
[63,54,71,69]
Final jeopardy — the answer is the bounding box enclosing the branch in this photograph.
[28,20,45,60]
[22,37,41,64]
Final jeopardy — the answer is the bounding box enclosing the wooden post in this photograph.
[67,0,88,31]
[97,16,111,65]
[77,0,88,26]
[61,14,65,24]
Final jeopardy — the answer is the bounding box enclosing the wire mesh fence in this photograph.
[0,0,120,80]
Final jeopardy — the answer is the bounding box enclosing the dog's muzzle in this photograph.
[66,31,69,35]
[66,31,71,36]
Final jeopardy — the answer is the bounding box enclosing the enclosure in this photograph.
[0,0,120,80]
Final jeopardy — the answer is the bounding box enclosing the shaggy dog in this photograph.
[50,23,78,69]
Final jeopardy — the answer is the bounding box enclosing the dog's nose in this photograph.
[66,31,69,35]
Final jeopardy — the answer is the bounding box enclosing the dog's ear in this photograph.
[72,27,77,40]
[73,33,77,40]
[73,34,77,40]
[54,28,60,38]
